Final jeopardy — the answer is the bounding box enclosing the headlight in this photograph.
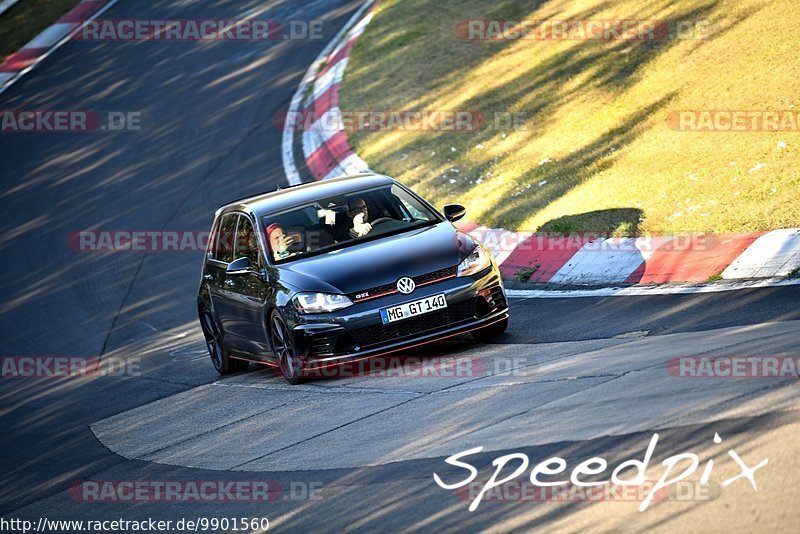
[292,292,353,314]
[457,244,492,277]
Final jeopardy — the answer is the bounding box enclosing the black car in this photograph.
[197,173,509,384]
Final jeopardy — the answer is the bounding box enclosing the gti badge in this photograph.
[396,276,415,294]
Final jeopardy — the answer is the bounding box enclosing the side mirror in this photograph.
[443,204,466,222]
[226,256,254,275]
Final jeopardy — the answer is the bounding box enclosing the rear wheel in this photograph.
[472,317,509,342]
[201,309,248,374]
[270,311,304,385]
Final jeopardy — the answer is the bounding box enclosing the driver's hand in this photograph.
[350,214,372,238]
[279,234,293,249]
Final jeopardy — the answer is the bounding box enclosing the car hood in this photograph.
[276,222,477,295]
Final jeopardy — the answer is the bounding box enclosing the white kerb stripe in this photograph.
[0,72,16,86]
[348,11,374,38]
[23,23,76,49]
[321,154,370,181]
[722,229,800,279]
[302,107,343,156]
[336,153,371,175]
[328,33,356,60]
[306,59,348,106]
[549,237,650,284]
[0,0,22,17]
[302,128,325,160]
[466,226,516,266]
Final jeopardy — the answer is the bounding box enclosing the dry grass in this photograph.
[340,0,800,234]
[1,0,81,59]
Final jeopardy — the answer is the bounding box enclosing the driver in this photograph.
[347,197,372,238]
[266,223,295,261]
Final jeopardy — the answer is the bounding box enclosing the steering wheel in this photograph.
[370,217,394,226]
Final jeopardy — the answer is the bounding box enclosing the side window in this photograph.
[213,214,238,263]
[234,215,260,266]
[393,185,431,221]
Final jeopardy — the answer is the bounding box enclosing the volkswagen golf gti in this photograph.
[197,173,509,384]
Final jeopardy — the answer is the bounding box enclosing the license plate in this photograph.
[380,293,447,324]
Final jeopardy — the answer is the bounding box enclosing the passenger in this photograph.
[266,223,295,261]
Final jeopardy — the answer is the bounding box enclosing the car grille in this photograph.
[349,266,457,301]
[416,266,458,284]
[348,299,477,348]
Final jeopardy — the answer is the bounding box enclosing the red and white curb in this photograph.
[300,8,374,181]
[463,225,800,285]
[282,0,375,185]
[280,1,800,292]
[506,276,800,299]
[0,0,119,94]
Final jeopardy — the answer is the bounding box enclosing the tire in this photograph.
[201,308,248,375]
[270,310,304,385]
[471,317,509,342]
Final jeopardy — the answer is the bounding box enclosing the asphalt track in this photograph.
[1,1,799,531]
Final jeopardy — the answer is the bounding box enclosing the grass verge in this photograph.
[340,0,800,234]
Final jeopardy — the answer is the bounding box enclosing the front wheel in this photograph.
[201,309,248,374]
[471,317,508,342]
[270,311,304,385]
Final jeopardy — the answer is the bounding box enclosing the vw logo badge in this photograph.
[396,276,416,294]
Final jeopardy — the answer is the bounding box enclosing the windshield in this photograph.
[261,184,440,263]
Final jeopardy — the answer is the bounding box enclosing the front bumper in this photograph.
[287,266,508,369]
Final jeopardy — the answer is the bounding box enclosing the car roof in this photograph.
[216,173,396,218]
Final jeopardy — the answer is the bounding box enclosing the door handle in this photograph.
[224,279,235,287]
[204,274,214,281]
